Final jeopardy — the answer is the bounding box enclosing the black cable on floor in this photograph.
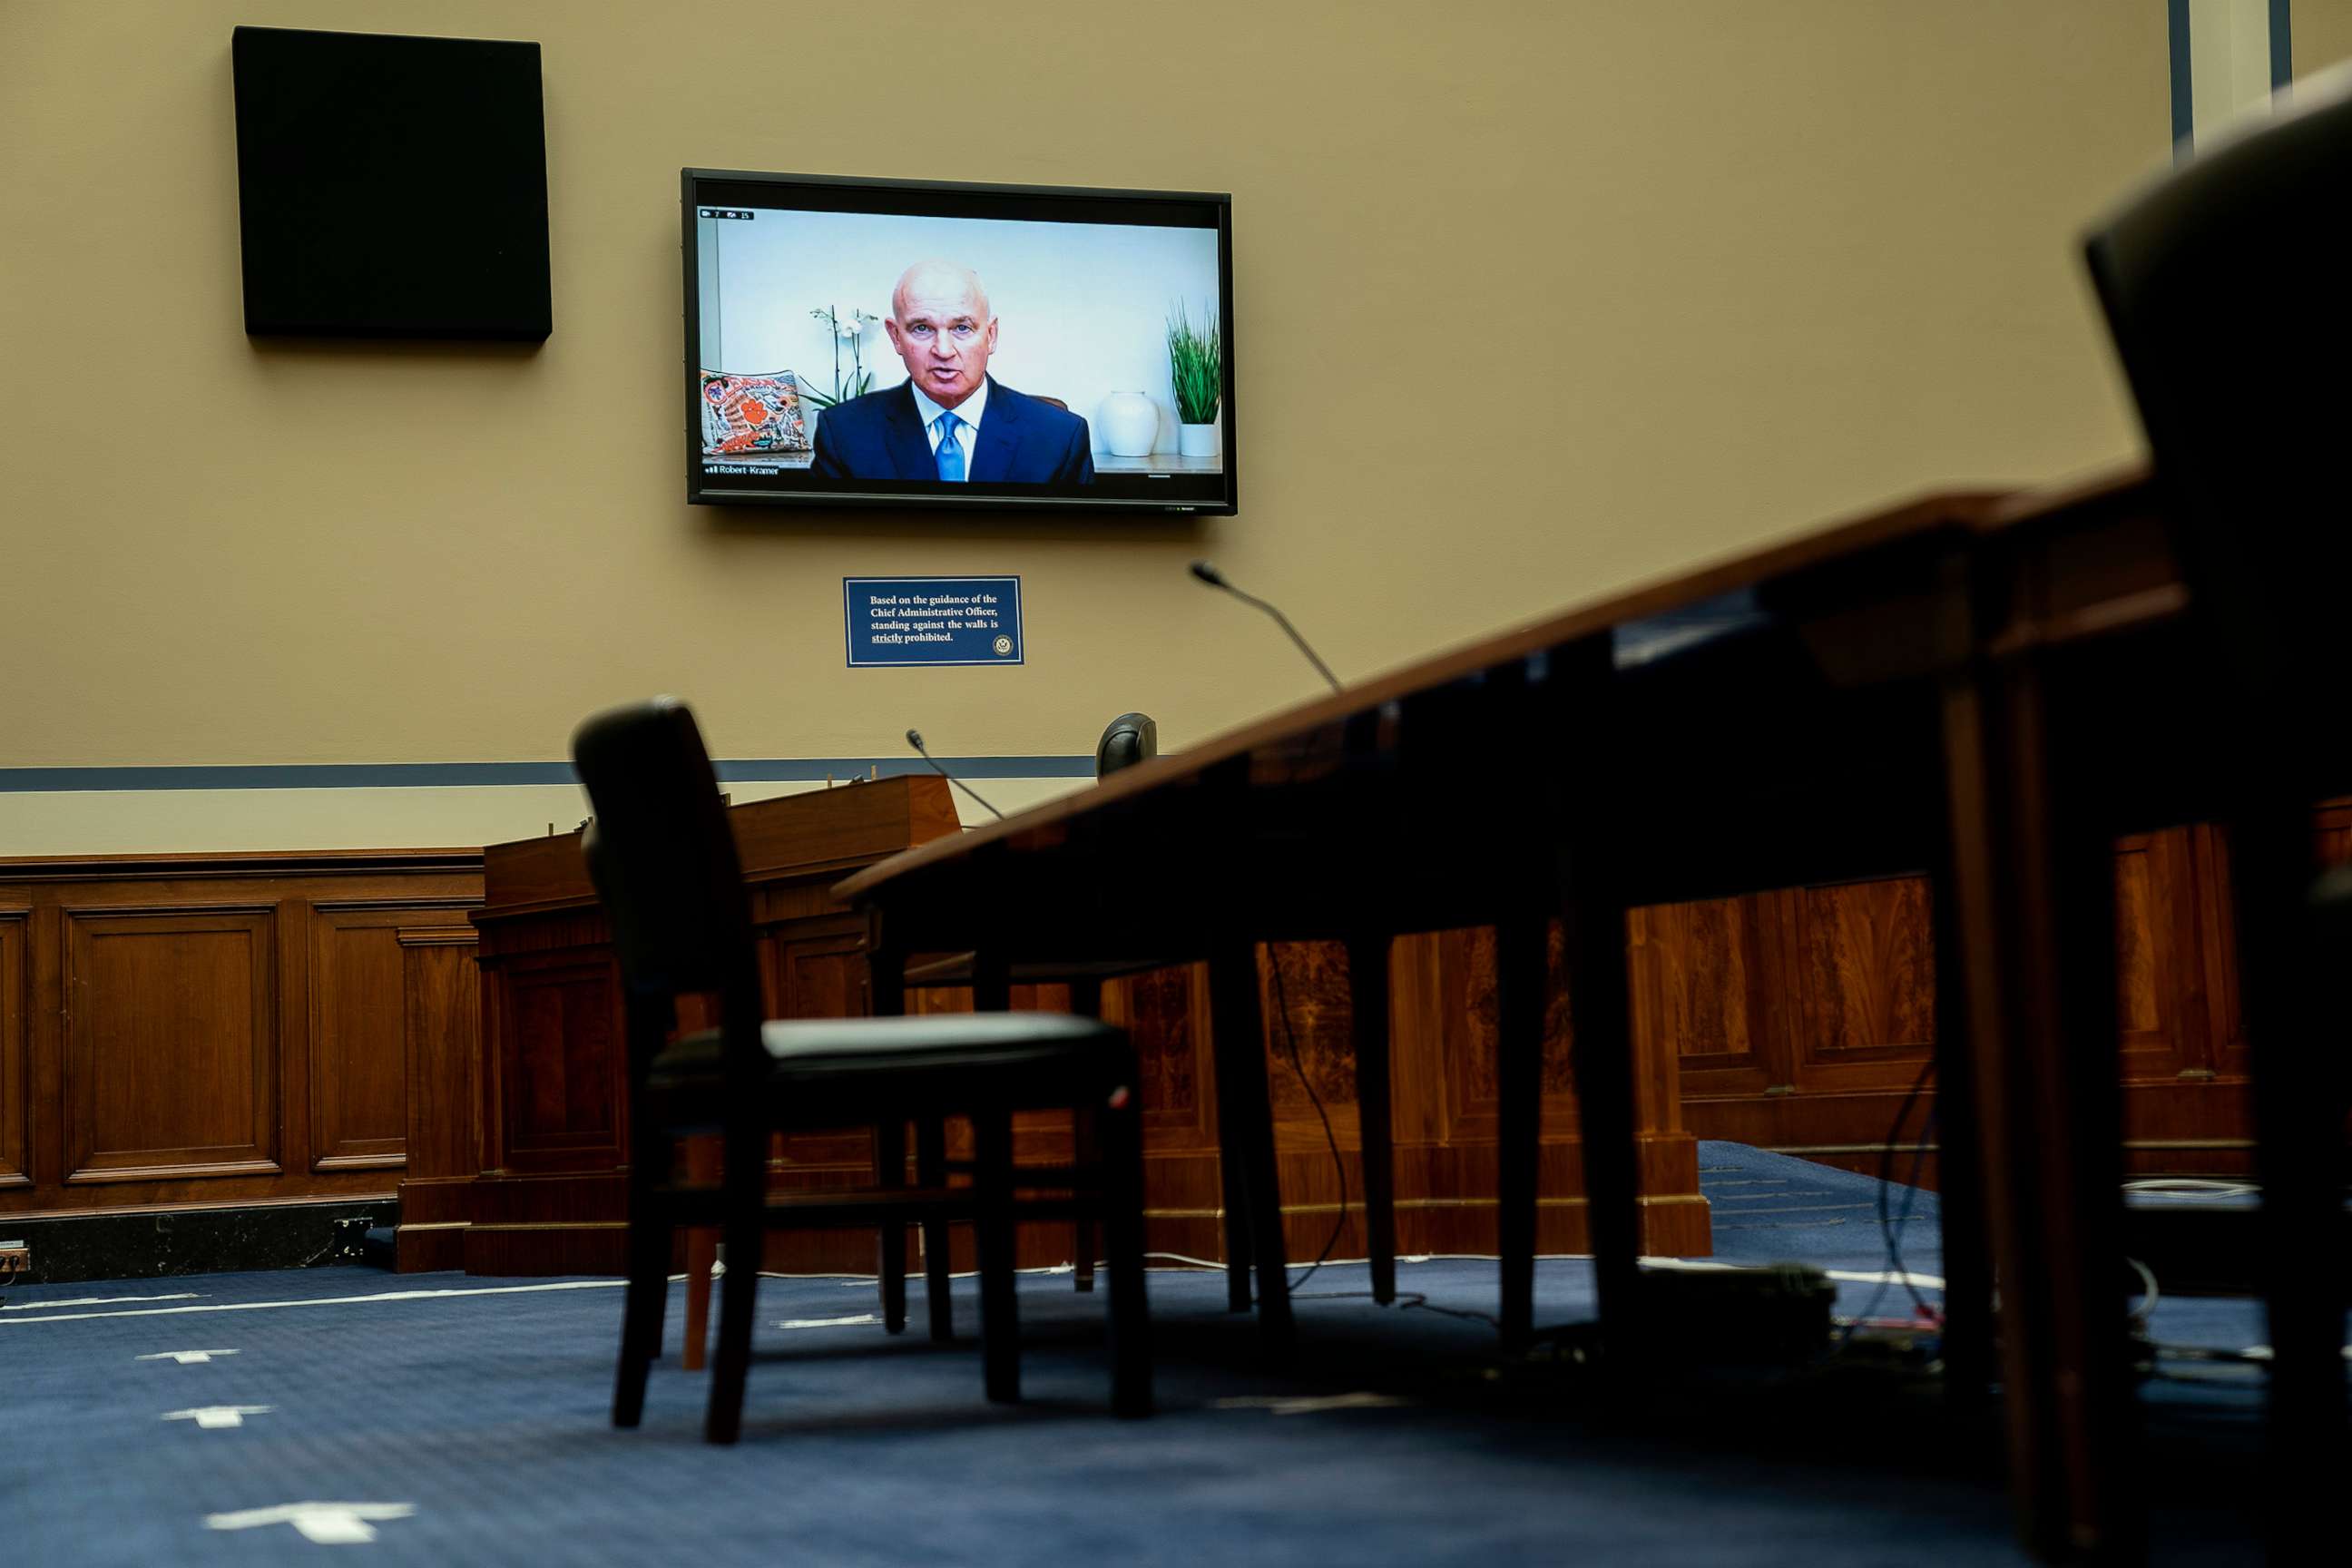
[1293,1288,1501,1329]
[1268,945,1348,1295]
[1841,1054,1939,1343]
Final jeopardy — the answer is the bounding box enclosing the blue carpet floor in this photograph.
[0,1144,2299,1565]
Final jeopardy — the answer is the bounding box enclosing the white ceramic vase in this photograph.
[1178,421,1220,458]
[1098,391,1159,457]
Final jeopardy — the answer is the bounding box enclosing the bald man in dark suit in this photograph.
[811,260,1094,485]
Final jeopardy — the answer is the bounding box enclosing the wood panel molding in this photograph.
[1674,808,2349,1180]
[0,911,27,1189]
[1791,875,1935,1080]
[62,905,281,1185]
[2,852,482,1222]
[311,910,415,1171]
[0,849,481,883]
[489,953,625,1174]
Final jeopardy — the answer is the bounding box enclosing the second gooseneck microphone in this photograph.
[1189,561,1342,692]
[905,730,1006,821]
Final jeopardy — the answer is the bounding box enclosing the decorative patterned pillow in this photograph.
[700,370,811,455]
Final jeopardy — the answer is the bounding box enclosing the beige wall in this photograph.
[2298,0,2352,74]
[2,1,2170,852]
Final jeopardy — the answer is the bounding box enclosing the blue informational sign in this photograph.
[844,576,1025,668]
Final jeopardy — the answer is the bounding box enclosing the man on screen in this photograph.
[811,260,1095,485]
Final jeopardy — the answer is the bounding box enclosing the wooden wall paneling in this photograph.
[2315,800,2352,867]
[62,905,280,1185]
[1386,934,1452,1150]
[2110,825,2239,1175]
[2194,824,2249,1089]
[1255,940,1364,1263]
[0,908,25,1189]
[29,901,64,1197]
[1632,892,1784,1099]
[1788,874,1936,1087]
[1436,922,1708,1258]
[308,903,444,1171]
[772,922,870,1023]
[1121,965,1210,1142]
[394,926,481,1270]
[1669,815,2330,1186]
[0,852,478,1226]
[1117,962,1224,1265]
[2110,828,2208,1083]
[489,951,626,1175]
[276,897,313,1194]
[1448,921,1576,1142]
[1262,941,1360,1145]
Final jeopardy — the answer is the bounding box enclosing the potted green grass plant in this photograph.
[1166,301,1222,457]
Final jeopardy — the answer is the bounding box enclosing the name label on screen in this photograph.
[845,576,1024,668]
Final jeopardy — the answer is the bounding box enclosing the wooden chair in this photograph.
[883,957,1178,1329]
[2083,63,2352,1546]
[572,697,1152,1442]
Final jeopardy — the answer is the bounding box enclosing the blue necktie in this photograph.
[934,413,965,482]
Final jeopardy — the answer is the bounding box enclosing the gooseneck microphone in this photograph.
[904,730,1005,820]
[1188,561,1342,693]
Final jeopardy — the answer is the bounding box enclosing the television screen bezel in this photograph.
[681,168,1236,515]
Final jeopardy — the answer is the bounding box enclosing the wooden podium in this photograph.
[394,776,960,1274]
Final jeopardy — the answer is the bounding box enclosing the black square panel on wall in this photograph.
[231,26,552,340]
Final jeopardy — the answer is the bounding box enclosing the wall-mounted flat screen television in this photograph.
[683,170,1234,514]
[232,26,551,339]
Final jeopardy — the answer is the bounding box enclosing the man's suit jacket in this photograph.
[810,379,1095,485]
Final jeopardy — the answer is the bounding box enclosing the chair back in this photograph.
[571,698,757,1009]
[1095,712,1158,777]
[2082,65,2352,734]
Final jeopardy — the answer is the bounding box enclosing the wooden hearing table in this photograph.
[839,465,2341,1563]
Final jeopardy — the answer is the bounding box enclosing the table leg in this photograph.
[1943,646,2141,1562]
[876,1117,907,1334]
[1102,1073,1154,1417]
[972,950,1010,1013]
[1543,645,1644,1365]
[1210,941,1294,1357]
[1349,933,1397,1306]
[871,936,953,1339]
[681,1135,722,1372]
[869,932,906,1019]
[1927,858,1994,1418]
[916,1116,954,1340]
[1069,975,1104,1293]
[1494,911,1548,1351]
[1209,970,1256,1312]
[974,1107,1021,1404]
[681,1228,717,1372]
[2228,798,2350,1549]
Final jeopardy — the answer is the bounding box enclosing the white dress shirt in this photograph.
[907,378,989,480]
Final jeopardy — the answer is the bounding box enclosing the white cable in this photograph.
[702,1250,1609,1283]
[2125,1255,2161,1328]
[2123,1178,2259,1199]
[1141,1250,1611,1271]
[2153,1342,2352,1364]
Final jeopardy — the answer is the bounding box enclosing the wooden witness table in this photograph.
[838,466,2333,1562]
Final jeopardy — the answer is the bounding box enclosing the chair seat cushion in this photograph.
[648,1011,1129,1119]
